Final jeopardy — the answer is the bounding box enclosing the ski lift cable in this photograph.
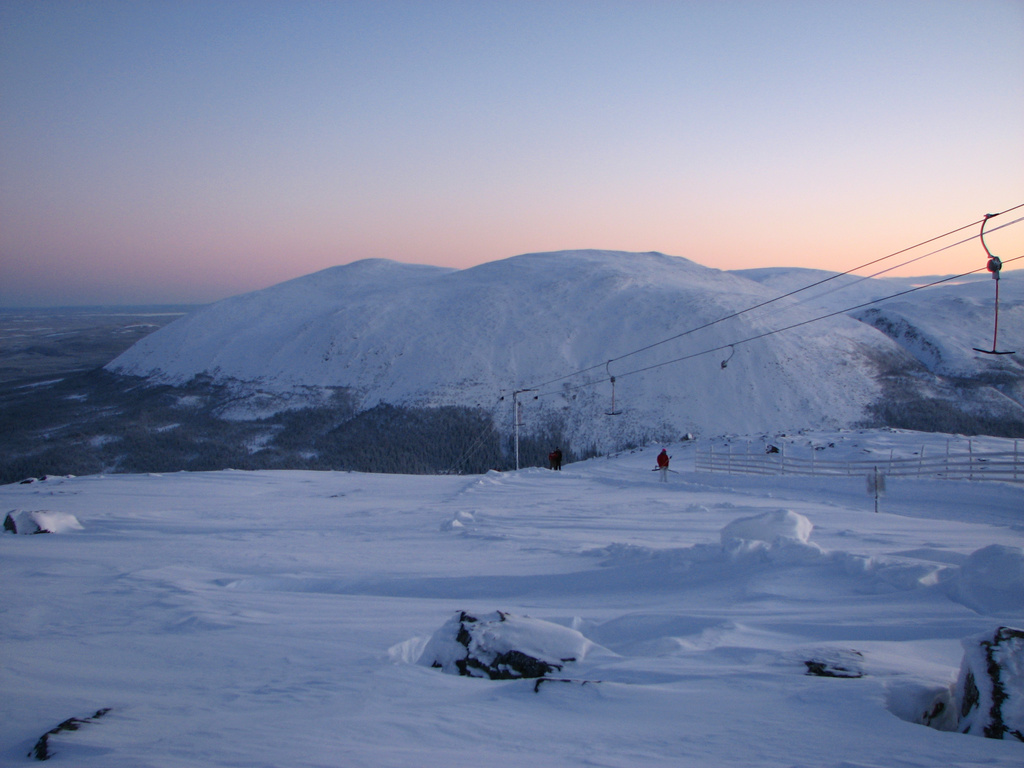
[611,252,1024,384]
[602,204,1024,368]
[446,424,495,474]
[534,251,1024,400]
[520,204,1024,395]
[791,215,1024,310]
[445,393,518,474]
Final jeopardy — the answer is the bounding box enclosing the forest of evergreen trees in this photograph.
[0,370,581,484]
[3,350,1021,485]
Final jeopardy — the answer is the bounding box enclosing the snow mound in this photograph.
[440,510,475,531]
[956,545,1024,613]
[720,509,813,546]
[4,509,83,534]
[719,509,819,562]
[418,610,596,680]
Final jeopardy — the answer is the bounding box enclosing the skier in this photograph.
[548,448,563,471]
[656,449,670,482]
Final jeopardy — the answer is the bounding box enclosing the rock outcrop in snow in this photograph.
[804,649,864,678]
[418,610,595,681]
[4,509,83,534]
[956,626,1024,741]
[29,709,111,761]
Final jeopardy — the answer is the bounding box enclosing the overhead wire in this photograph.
[785,214,1024,311]
[445,424,495,474]
[536,251,1024,399]
[510,205,1024,402]
[521,203,1024,394]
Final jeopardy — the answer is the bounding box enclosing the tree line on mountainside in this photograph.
[0,370,583,484]
[3,353,1024,485]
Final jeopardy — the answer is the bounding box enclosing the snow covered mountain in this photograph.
[108,251,1024,449]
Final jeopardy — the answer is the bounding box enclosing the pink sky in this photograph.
[2,1,1022,306]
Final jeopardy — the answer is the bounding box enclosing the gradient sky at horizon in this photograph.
[2,0,1023,307]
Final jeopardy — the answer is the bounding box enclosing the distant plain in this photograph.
[0,306,195,385]
[0,306,511,484]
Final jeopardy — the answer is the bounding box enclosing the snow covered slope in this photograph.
[109,251,898,444]
[2,429,1023,767]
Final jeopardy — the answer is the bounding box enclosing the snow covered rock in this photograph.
[418,611,594,680]
[4,509,83,535]
[957,545,1024,613]
[29,708,111,761]
[956,626,1024,741]
[804,649,864,678]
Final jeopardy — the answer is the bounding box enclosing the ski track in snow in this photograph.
[2,430,1023,767]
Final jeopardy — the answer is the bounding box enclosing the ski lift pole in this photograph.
[992,268,1003,349]
[867,465,886,513]
[512,388,536,470]
[605,361,623,416]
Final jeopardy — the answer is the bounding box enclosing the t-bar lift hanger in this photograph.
[973,213,1015,356]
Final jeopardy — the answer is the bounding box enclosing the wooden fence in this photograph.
[695,440,1023,483]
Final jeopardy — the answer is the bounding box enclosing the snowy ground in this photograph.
[2,429,1023,767]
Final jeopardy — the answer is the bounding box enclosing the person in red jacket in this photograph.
[548,448,563,471]
[656,449,670,482]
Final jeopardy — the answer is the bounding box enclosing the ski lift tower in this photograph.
[512,388,536,470]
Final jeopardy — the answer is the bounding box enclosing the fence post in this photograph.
[969,439,974,481]
[919,445,924,477]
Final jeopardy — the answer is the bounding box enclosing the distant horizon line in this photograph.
[1,256,1011,311]
[0,304,204,312]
